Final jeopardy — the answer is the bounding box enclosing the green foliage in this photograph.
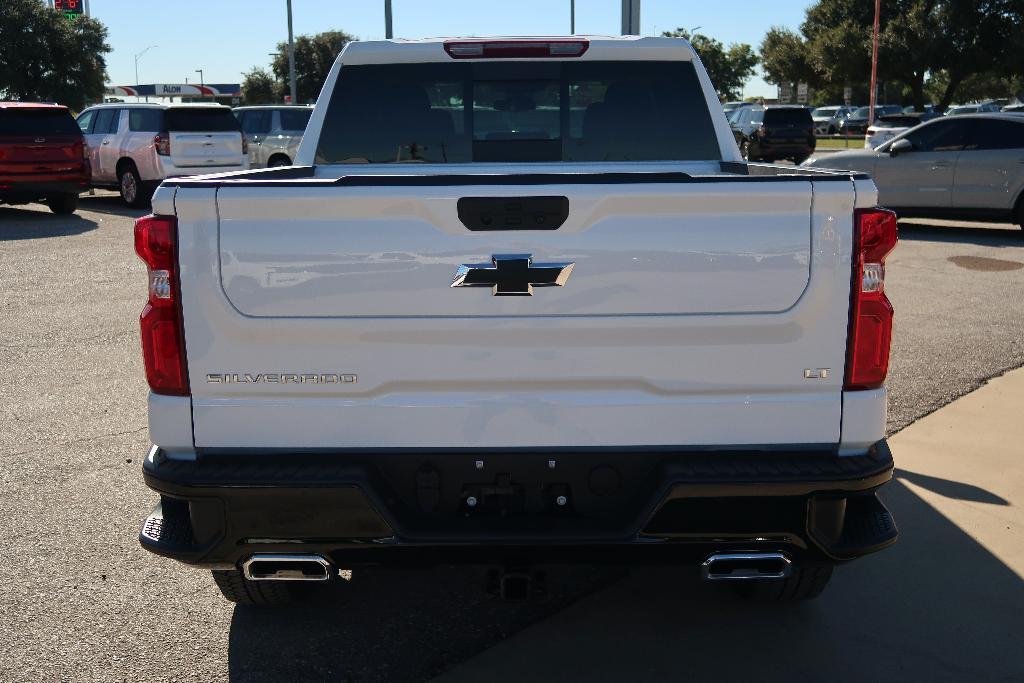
[270,30,355,104]
[760,0,1022,110]
[662,29,759,101]
[242,68,280,105]
[0,0,110,111]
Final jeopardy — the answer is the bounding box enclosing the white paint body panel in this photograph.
[145,38,889,456]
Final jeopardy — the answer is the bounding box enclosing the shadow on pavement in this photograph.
[78,194,149,219]
[226,565,622,682]
[432,479,1024,682]
[896,468,1010,505]
[898,219,1023,247]
[0,206,98,240]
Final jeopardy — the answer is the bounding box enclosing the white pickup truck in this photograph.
[135,36,898,605]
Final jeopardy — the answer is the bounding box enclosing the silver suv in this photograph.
[76,103,248,206]
[233,105,313,168]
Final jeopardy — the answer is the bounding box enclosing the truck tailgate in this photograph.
[178,176,854,449]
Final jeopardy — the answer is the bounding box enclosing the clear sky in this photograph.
[94,0,812,99]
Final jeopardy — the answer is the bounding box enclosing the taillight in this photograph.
[845,208,898,390]
[81,141,89,160]
[444,39,589,59]
[154,132,170,156]
[134,215,189,396]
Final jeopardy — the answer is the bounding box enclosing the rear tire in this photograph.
[1014,194,1024,230]
[118,163,148,208]
[47,193,78,215]
[212,570,307,605]
[268,155,292,167]
[733,565,834,602]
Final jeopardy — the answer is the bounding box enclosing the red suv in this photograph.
[0,102,90,214]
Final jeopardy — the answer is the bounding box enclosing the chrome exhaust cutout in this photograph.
[702,552,792,581]
[242,554,332,581]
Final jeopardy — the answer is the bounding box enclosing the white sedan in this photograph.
[804,113,1024,228]
[864,113,937,149]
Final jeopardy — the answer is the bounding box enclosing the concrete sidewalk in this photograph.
[438,368,1024,682]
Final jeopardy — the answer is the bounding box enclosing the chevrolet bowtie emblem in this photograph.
[451,254,575,297]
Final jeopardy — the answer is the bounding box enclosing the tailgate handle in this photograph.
[457,196,569,231]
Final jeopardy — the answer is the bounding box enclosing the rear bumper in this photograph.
[139,441,897,569]
[0,178,89,199]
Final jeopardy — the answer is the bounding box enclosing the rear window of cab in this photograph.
[315,61,721,164]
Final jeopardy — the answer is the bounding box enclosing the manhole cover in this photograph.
[947,255,1024,272]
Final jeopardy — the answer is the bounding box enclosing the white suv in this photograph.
[76,103,248,206]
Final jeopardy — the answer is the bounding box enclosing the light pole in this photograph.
[868,0,881,127]
[621,0,640,35]
[385,0,393,39]
[570,0,575,34]
[286,0,297,103]
[134,45,157,103]
[195,69,204,100]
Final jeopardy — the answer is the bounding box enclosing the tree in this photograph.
[759,27,817,89]
[0,0,110,111]
[662,29,759,101]
[242,68,280,105]
[760,0,1022,111]
[270,30,355,104]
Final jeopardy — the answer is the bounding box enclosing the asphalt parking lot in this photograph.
[1,192,1023,681]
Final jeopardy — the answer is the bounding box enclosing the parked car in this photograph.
[75,103,248,207]
[137,36,899,607]
[837,105,904,136]
[731,105,816,163]
[1000,103,1024,114]
[944,103,1001,116]
[810,105,854,134]
[804,113,1024,228]
[722,101,752,117]
[903,104,936,114]
[864,112,939,149]
[0,102,90,214]
[233,105,313,168]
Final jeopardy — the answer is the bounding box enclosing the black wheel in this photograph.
[267,155,292,168]
[827,125,836,134]
[1015,194,1024,230]
[740,140,751,161]
[733,565,834,602]
[212,570,311,605]
[118,162,148,208]
[47,193,78,215]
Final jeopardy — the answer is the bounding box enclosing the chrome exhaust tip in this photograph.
[242,554,332,582]
[701,552,792,581]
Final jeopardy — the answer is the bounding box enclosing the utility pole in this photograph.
[868,0,881,128]
[621,0,640,36]
[195,69,204,100]
[385,0,394,39]
[287,0,298,103]
[570,0,575,34]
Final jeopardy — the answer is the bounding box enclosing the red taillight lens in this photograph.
[845,208,899,390]
[443,39,589,59]
[154,132,170,156]
[134,215,189,396]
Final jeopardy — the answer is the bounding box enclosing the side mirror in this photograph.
[889,138,913,155]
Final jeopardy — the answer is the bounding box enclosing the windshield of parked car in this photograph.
[165,108,241,132]
[316,61,721,163]
[0,108,79,136]
[875,116,920,128]
[811,107,839,117]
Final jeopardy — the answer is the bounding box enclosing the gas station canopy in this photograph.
[105,83,241,98]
